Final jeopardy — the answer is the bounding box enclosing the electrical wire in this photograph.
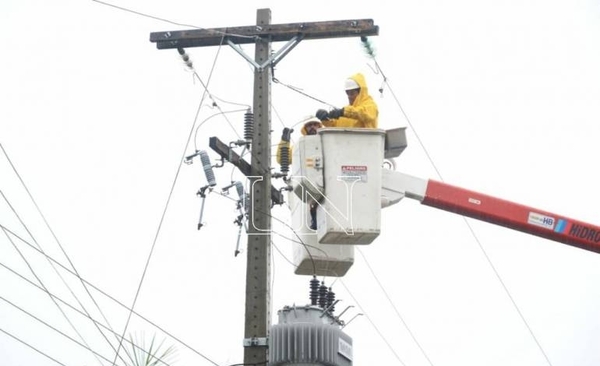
[91,0,201,29]
[270,229,336,277]
[0,295,116,365]
[184,59,409,366]
[0,224,221,365]
[104,33,233,366]
[187,54,244,142]
[271,238,276,302]
[81,5,480,363]
[180,39,307,192]
[262,207,317,276]
[462,220,554,366]
[0,327,67,366]
[273,77,335,108]
[268,228,405,364]
[270,234,345,279]
[0,262,176,366]
[271,104,287,130]
[337,277,408,366]
[212,188,327,277]
[374,75,445,180]
[173,31,454,364]
[0,143,124,361]
[0,214,107,366]
[357,248,435,366]
[110,79,213,365]
[368,48,554,366]
[211,94,251,109]
[90,0,253,40]
[0,101,226,365]
[270,240,296,269]
[178,48,275,181]
[95,0,272,176]
[267,44,546,365]
[193,108,248,151]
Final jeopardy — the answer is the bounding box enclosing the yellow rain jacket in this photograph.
[323,73,379,129]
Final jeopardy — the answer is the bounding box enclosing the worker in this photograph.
[276,116,323,165]
[315,72,378,129]
[276,116,323,230]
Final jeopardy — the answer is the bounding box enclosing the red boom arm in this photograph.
[421,180,600,254]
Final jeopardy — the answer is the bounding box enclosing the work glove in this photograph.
[328,108,344,119]
[281,127,293,142]
[315,109,329,121]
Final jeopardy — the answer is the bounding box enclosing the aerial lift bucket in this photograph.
[316,128,386,244]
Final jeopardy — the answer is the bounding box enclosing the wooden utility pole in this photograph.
[150,9,378,364]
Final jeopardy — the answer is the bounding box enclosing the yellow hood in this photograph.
[348,73,369,107]
[300,116,323,135]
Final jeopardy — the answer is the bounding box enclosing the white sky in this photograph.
[2,0,600,365]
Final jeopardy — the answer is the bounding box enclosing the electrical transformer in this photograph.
[269,305,353,366]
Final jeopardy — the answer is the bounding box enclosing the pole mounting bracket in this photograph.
[243,337,268,347]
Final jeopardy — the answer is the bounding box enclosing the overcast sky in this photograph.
[2,0,600,365]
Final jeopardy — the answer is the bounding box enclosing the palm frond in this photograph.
[124,332,178,366]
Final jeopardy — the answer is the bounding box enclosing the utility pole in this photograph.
[150,9,378,364]
[243,9,273,365]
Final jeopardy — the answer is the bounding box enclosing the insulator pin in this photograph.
[309,276,320,306]
[318,282,328,309]
[327,288,336,313]
[199,150,216,187]
[244,109,254,143]
[279,145,290,175]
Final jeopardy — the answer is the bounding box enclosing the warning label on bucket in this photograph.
[340,165,368,182]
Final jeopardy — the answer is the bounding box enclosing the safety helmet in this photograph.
[344,78,360,91]
[300,116,323,135]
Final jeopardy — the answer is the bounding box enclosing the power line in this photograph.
[108,33,230,364]
[108,36,269,364]
[357,248,435,366]
[272,77,335,108]
[0,224,221,365]
[337,277,408,366]
[91,0,201,28]
[265,208,318,276]
[371,54,554,366]
[0,143,223,364]
[178,48,277,181]
[0,328,67,366]
[270,227,409,365]
[0,216,107,366]
[268,222,408,364]
[0,295,116,365]
[462,220,555,366]
[0,262,176,366]
[110,81,212,365]
[0,143,125,361]
[87,4,551,363]
[182,46,245,143]
[193,108,248,152]
[91,0,245,40]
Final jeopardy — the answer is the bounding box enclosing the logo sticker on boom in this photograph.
[528,212,555,230]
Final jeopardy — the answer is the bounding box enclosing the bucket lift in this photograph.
[289,127,406,276]
[289,127,600,277]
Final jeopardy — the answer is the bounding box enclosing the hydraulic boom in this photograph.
[382,170,600,254]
